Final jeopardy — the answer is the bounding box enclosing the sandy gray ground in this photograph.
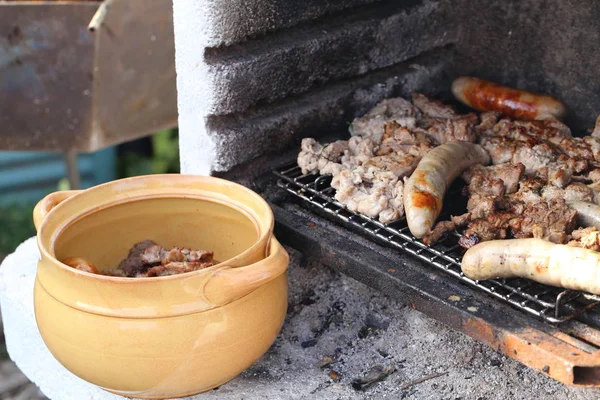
[3,247,600,399]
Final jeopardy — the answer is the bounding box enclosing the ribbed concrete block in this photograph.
[195,0,381,46]
[206,0,457,115]
[173,0,457,175]
[207,49,455,172]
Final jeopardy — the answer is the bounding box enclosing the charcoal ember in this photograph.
[351,363,396,391]
[358,314,390,339]
[328,370,342,382]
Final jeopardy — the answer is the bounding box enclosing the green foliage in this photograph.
[0,341,7,360]
[119,129,180,177]
[57,177,71,191]
[0,203,35,256]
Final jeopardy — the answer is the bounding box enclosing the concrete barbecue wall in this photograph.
[172,0,458,174]
[173,0,600,175]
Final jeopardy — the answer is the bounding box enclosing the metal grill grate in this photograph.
[274,163,600,324]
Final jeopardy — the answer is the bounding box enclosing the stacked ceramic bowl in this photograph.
[32,175,289,399]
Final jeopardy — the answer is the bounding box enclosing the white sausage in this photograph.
[404,142,490,238]
[567,200,600,230]
[461,238,600,295]
[451,76,567,121]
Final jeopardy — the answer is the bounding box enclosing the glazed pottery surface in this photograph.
[32,174,289,398]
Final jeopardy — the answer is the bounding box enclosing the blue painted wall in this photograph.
[0,148,117,206]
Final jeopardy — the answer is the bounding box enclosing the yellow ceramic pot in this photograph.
[32,175,289,399]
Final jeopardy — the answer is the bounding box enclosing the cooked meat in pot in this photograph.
[62,241,217,278]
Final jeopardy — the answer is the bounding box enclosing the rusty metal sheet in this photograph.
[0,2,97,151]
[0,0,177,152]
[91,0,177,151]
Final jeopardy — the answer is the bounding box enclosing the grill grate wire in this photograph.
[274,163,600,324]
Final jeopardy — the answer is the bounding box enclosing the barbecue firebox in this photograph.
[171,0,600,387]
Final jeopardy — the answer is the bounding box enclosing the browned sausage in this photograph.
[451,77,567,121]
[404,142,490,238]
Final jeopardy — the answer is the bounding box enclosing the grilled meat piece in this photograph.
[117,240,157,277]
[458,193,577,248]
[341,136,377,169]
[460,200,576,247]
[112,241,215,278]
[422,213,472,245]
[416,114,479,144]
[297,138,349,175]
[460,163,525,220]
[331,153,419,223]
[518,199,577,243]
[476,112,502,132]
[568,227,600,251]
[463,163,525,195]
[377,121,435,157]
[146,261,216,277]
[479,116,599,185]
[422,220,456,245]
[411,93,479,144]
[350,98,420,143]
[411,92,461,119]
[141,245,214,265]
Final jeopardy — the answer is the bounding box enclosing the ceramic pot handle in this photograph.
[33,190,82,231]
[204,237,289,306]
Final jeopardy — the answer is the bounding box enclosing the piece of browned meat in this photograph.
[350,97,420,143]
[410,93,479,144]
[415,114,479,144]
[463,163,525,195]
[146,261,216,277]
[567,227,600,251]
[478,116,600,185]
[331,152,419,223]
[116,240,157,277]
[460,163,526,220]
[377,121,435,157]
[422,213,472,245]
[458,199,576,248]
[411,93,461,119]
[427,166,580,247]
[297,138,349,175]
[476,112,502,132]
[140,245,213,265]
[109,241,216,278]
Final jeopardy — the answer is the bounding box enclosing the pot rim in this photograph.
[36,174,274,283]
